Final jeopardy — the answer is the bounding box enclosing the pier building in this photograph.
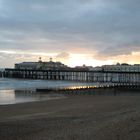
[102,63,140,72]
[15,58,69,70]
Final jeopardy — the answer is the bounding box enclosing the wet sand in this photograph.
[0,93,140,140]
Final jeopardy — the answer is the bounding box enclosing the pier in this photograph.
[3,68,140,85]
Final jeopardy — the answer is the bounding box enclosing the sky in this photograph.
[0,0,140,68]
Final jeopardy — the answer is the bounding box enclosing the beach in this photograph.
[0,93,140,140]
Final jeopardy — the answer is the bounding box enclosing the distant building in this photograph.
[74,63,140,72]
[91,66,103,71]
[14,59,140,72]
[102,63,140,72]
[74,64,94,71]
[15,58,69,70]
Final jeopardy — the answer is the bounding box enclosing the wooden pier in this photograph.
[3,68,140,85]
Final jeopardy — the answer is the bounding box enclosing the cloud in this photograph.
[0,0,140,67]
[55,52,70,64]
[56,52,70,59]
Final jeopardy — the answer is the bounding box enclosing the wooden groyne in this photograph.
[36,83,140,95]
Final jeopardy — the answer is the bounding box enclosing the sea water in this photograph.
[0,78,97,105]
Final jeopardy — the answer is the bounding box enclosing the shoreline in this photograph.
[1,87,140,106]
[0,93,140,140]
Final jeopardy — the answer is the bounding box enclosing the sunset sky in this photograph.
[0,0,140,68]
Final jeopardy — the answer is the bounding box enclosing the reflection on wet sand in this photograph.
[1,85,140,105]
[0,89,65,105]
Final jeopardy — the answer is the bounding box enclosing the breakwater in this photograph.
[36,83,140,95]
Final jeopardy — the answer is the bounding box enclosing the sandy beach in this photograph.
[0,93,140,140]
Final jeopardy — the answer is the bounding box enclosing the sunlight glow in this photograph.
[67,53,114,67]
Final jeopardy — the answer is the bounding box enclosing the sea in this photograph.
[0,78,97,105]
